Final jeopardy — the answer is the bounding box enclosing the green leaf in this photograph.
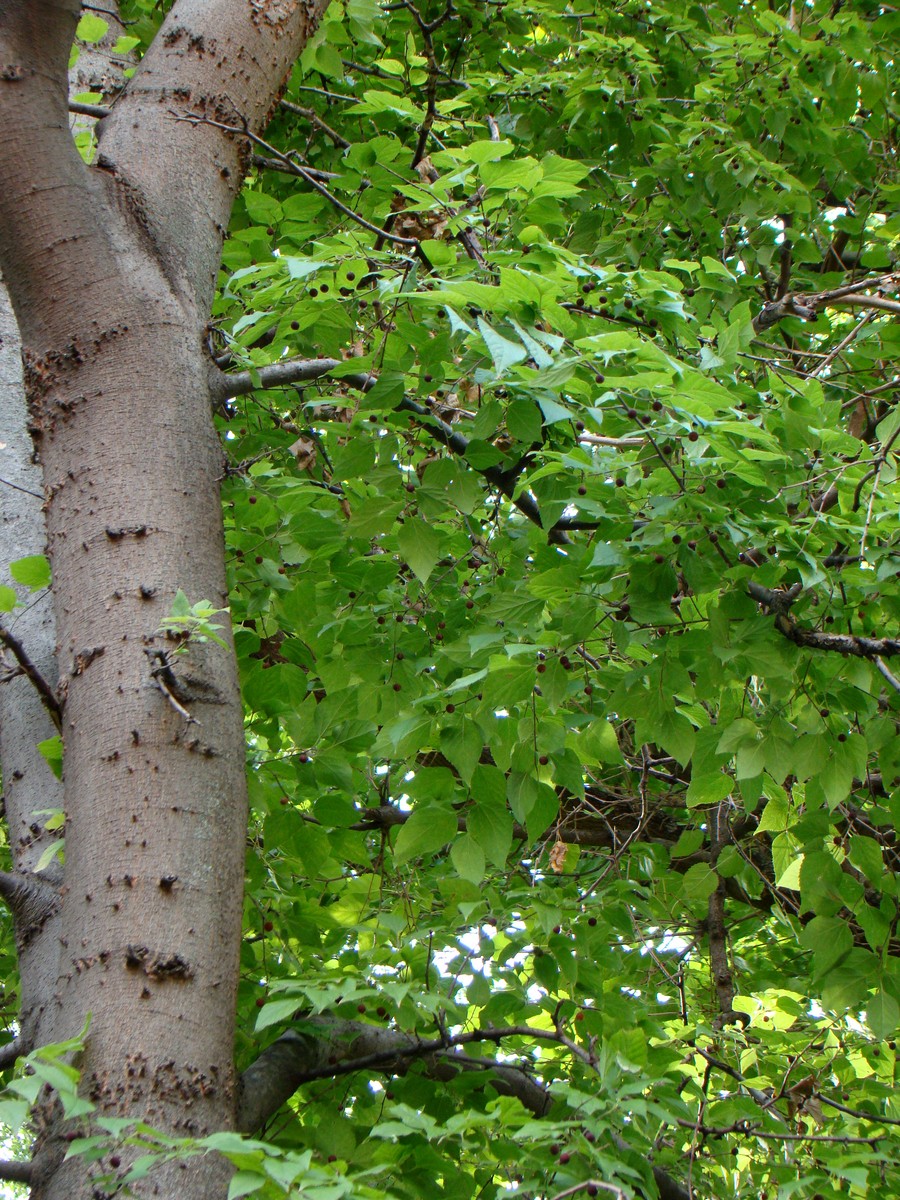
[681,863,718,907]
[76,13,108,41]
[10,554,50,590]
[507,398,543,443]
[848,835,884,887]
[393,805,458,864]
[450,833,485,883]
[685,772,732,808]
[227,1171,267,1199]
[468,799,513,866]
[440,720,483,785]
[867,988,899,1040]
[800,916,854,981]
[396,518,441,583]
[255,997,303,1031]
[476,317,527,376]
[35,839,64,873]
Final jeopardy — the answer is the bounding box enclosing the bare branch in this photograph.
[251,154,338,183]
[747,581,900,659]
[0,1037,24,1071]
[279,99,350,148]
[753,271,900,332]
[0,626,62,731]
[875,656,900,695]
[834,293,900,316]
[0,1159,32,1185]
[68,99,111,119]
[210,357,341,402]
[236,1016,552,1132]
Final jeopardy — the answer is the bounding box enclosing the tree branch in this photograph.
[747,580,900,659]
[833,293,900,316]
[0,1159,32,1185]
[0,625,62,731]
[236,1016,553,1133]
[753,271,900,332]
[68,99,111,119]
[238,1016,690,1200]
[875,656,900,695]
[0,1037,24,1071]
[211,356,570,541]
[210,357,342,401]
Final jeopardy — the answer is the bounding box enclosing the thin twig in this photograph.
[809,310,876,379]
[172,111,423,250]
[144,650,199,725]
[0,475,43,500]
[279,99,350,148]
[833,294,900,317]
[285,1021,595,1085]
[550,1184,625,1200]
[251,154,338,183]
[678,1119,883,1146]
[875,656,900,694]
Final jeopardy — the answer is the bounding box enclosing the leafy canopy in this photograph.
[5,0,900,1196]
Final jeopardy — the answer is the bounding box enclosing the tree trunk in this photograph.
[0,2,329,1195]
[0,283,64,1058]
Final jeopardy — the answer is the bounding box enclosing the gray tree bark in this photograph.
[0,2,330,1195]
[0,0,133,1079]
